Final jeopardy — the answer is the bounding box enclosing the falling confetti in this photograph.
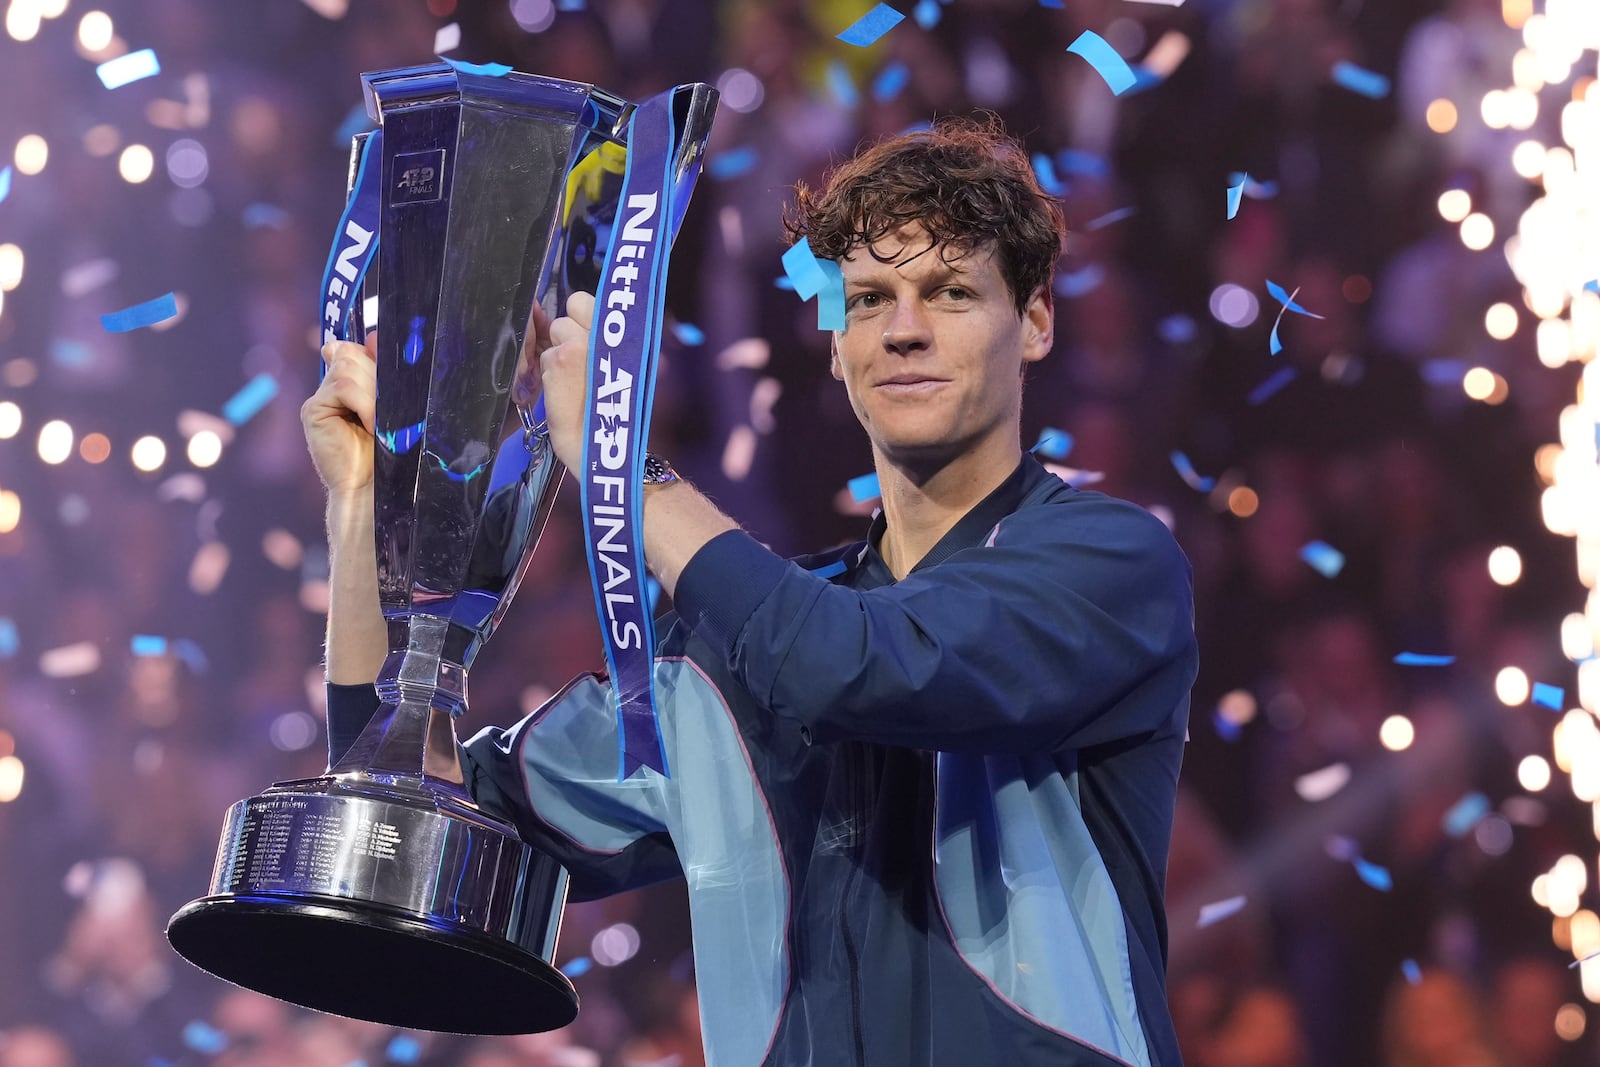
[1393,652,1455,667]
[0,166,12,204]
[222,374,280,426]
[1084,206,1137,231]
[708,146,759,181]
[442,58,513,78]
[1248,367,1297,406]
[1531,683,1564,710]
[1402,959,1422,985]
[873,61,911,102]
[1227,174,1246,219]
[1197,895,1247,928]
[913,0,941,29]
[1442,792,1490,838]
[1169,451,1216,492]
[781,238,846,330]
[1353,857,1392,891]
[1331,60,1391,99]
[101,293,179,332]
[1032,427,1074,461]
[837,3,906,47]
[826,60,859,109]
[848,472,881,502]
[433,22,461,54]
[97,49,162,90]
[1299,540,1345,578]
[1066,31,1137,96]
[1294,762,1351,802]
[671,321,706,345]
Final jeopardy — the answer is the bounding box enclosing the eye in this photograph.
[847,292,886,311]
[941,286,971,301]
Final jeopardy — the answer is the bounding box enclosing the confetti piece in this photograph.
[1031,154,1066,196]
[243,203,291,229]
[131,635,168,656]
[837,3,906,47]
[1055,264,1105,298]
[672,322,705,345]
[1248,367,1297,406]
[1265,280,1325,319]
[1084,206,1137,231]
[1570,949,1600,969]
[101,293,178,332]
[222,373,279,426]
[1032,427,1074,461]
[781,238,846,329]
[1393,652,1455,667]
[1197,895,1247,928]
[721,424,756,481]
[181,1021,227,1055]
[1269,315,1285,356]
[0,166,11,204]
[174,639,208,674]
[0,618,16,658]
[433,22,461,54]
[1442,792,1489,838]
[1585,280,1599,294]
[557,0,585,8]
[716,338,770,370]
[1211,708,1242,742]
[873,61,911,102]
[810,560,848,579]
[1331,61,1391,99]
[708,146,759,181]
[826,59,859,108]
[1038,0,1064,7]
[1227,174,1246,220]
[1531,682,1564,710]
[560,957,593,977]
[1066,31,1137,96]
[1157,314,1196,344]
[385,1035,422,1064]
[50,339,91,366]
[1294,762,1351,802]
[913,0,941,29]
[1402,959,1422,985]
[97,48,161,90]
[848,472,881,502]
[1353,857,1392,891]
[1169,451,1216,492]
[442,58,513,78]
[1056,149,1109,178]
[773,275,796,291]
[1299,540,1345,578]
[750,376,781,433]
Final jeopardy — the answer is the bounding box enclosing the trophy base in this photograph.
[168,893,577,1034]
[167,777,576,1034]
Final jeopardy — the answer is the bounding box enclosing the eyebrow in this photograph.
[843,257,975,290]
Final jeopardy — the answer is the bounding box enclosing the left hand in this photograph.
[516,291,595,472]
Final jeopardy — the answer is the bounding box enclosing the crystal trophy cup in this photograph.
[167,64,716,1034]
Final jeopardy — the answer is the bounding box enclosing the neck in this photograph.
[874,439,1021,579]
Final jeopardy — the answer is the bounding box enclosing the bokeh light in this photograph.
[37,419,72,464]
[186,429,222,468]
[1380,715,1416,752]
[14,134,47,175]
[1489,545,1524,585]
[1520,755,1553,792]
[118,144,154,183]
[130,435,166,472]
[1497,666,1531,705]
[77,9,112,51]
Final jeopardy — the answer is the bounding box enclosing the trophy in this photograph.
[167,63,716,1034]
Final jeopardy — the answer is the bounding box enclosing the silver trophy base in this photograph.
[166,777,577,1034]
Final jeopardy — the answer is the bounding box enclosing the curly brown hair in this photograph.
[783,116,1065,317]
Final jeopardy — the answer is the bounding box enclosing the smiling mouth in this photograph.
[877,377,948,390]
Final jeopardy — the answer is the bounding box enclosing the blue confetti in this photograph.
[0,166,11,204]
[1402,959,1422,985]
[1054,264,1105,299]
[1196,895,1247,927]
[1055,150,1109,178]
[837,3,906,47]
[223,373,280,426]
[1038,0,1065,7]
[1084,206,1136,231]
[848,471,881,502]
[872,61,911,102]
[781,238,845,329]
[1170,451,1216,492]
[97,48,161,90]
[242,203,291,229]
[1227,174,1246,220]
[671,322,705,345]
[773,275,796,291]
[1248,367,1297,406]
[1532,682,1565,710]
[1031,153,1065,196]
[333,102,375,148]
[1353,857,1392,891]
[442,58,513,77]
[0,618,17,658]
[1211,708,1242,742]
[1157,314,1197,344]
[385,1035,422,1064]
[1331,61,1391,99]
[1066,31,1137,96]
[560,956,593,977]
[1032,427,1074,461]
[708,145,759,181]
[1265,279,1324,319]
[1585,279,1599,294]
[101,293,178,332]
[809,559,848,579]
[1442,792,1490,838]
[50,339,92,367]
[913,0,941,28]
[557,0,585,7]
[1393,651,1455,667]
[1269,315,1285,356]
[182,1021,228,1055]
[173,639,208,673]
[1300,540,1345,578]
[131,634,168,656]
[826,59,859,109]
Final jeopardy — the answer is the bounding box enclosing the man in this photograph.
[307,118,1196,1066]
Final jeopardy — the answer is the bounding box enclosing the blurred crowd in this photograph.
[0,0,1595,1065]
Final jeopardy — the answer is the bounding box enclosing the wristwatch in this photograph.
[642,452,681,490]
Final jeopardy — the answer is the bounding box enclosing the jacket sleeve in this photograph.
[325,678,680,901]
[671,497,1196,754]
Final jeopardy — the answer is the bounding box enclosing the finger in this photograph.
[364,329,378,359]
[549,317,589,349]
[527,299,554,354]
[566,291,595,330]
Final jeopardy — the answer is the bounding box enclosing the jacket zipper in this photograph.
[840,744,868,1066]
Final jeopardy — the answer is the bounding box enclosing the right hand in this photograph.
[302,334,377,495]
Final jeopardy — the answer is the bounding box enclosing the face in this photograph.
[831,224,1053,473]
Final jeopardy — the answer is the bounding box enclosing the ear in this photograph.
[829,332,844,381]
[1020,285,1054,366]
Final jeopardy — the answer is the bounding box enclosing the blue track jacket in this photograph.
[328,456,1196,1065]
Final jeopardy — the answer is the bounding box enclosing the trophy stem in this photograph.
[330,614,469,793]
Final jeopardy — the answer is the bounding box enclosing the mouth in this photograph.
[876,375,949,393]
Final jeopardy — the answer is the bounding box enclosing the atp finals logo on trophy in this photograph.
[167,61,716,1036]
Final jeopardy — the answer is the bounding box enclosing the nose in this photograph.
[880,298,930,356]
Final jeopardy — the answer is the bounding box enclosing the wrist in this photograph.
[641,452,681,493]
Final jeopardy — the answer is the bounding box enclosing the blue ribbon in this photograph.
[579,92,684,780]
[318,130,383,354]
